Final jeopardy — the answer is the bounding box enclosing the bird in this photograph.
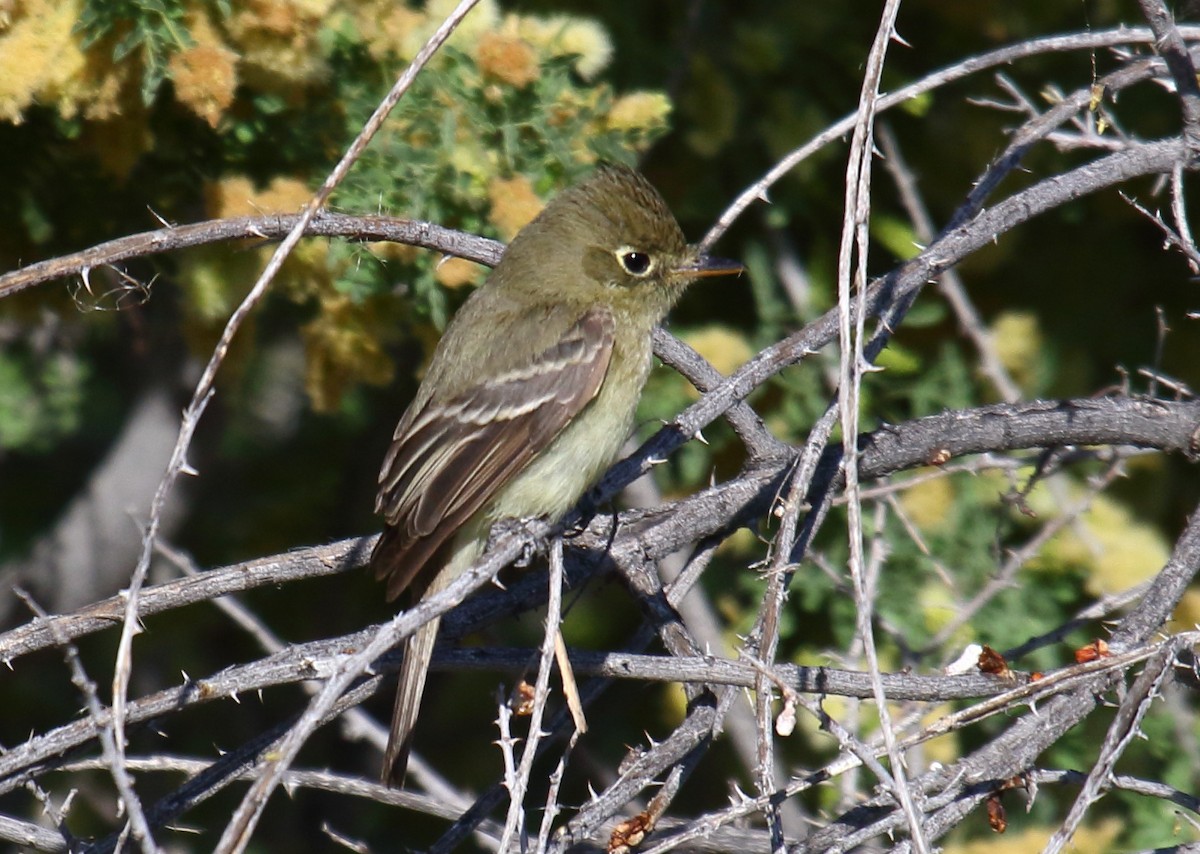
[370,162,742,786]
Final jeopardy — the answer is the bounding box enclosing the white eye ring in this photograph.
[616,246,654,277]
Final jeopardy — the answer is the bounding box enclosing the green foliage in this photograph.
[77,0,200,105]
[331,46,669,326]
[0,347,87,452]
[883,340,977,417]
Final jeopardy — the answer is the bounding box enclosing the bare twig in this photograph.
[1135,0,1200,150]
[15,590,160,853]
[0,213,504,301]
[499,537,568,850]
[1042,643,1178,853]
[701,26,1200,249]
[833,2,928,849]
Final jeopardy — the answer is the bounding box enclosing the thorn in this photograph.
[179,459,200,477]
[147,206,173,228]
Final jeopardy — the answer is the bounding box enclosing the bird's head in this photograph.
[495,164,742,319]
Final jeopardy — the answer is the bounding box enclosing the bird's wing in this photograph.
[371,306,616,601]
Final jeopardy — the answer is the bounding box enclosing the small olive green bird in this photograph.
[371,163,741,786]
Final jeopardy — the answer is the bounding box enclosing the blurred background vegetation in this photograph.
[1,0,1198,850]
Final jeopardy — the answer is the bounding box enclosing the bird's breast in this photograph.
[485,328,653,522]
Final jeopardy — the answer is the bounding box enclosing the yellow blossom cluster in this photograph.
[486,175,544,240]
[353,0,613,82]
[300,289,395,412]
[476,31,539,89]
[0,0,336,152]
[0,0,661,183]
[225,0,335,91]
[181,174,321,326]
[204,174,312,219]
[168,10,240,128]
[3,0,673,411]
[180,173,398,410]
[0,0,130,124]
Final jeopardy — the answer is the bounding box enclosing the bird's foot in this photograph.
[486,516,543,567]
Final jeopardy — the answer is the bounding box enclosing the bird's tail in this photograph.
[380,536,482,786]
[382,611,441,787]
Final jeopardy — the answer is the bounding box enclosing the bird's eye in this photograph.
[617,248,654,277]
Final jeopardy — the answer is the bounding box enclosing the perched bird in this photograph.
[371,163,741,785]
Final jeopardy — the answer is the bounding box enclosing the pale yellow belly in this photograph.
[487,333,651,523]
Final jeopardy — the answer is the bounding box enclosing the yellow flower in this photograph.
[449,138,499,182]
[169,10,239,129]
[376,0,499,61]
[607,92,671,132]
[918,582,965,639]
[227,0,335,89]
[0,0,125,123]
[434,256,484,289]
[487,175,544,240]
[476,31,539,88]
[514,14,612,80]
[427,0,499,51]
[205,175,313,218]
[355,2,425,62]
[302,292,394,412]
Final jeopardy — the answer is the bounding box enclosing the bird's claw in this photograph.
[486,517,542,566]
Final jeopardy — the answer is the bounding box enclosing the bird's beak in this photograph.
[675,254,744,278]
